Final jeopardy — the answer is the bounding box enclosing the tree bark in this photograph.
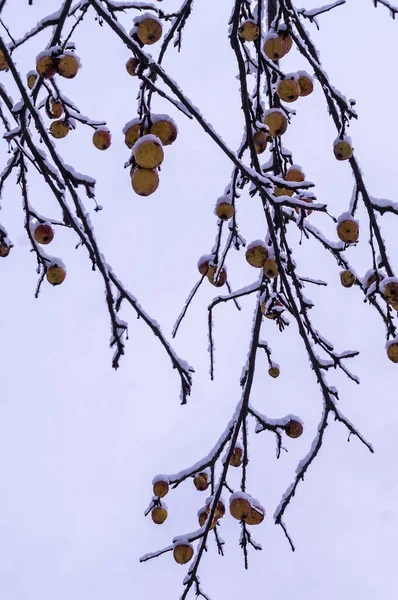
[267,0,278,29]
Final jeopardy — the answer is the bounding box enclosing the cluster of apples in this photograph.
[341,267,388,291]
[31,222,66,286]
[125,13,165,75]
[195,194,240,288]
[383,279,398,361]
[239,21,313,100]
[149,420,303,564]
[340,269,398,360]
[35,50,80,81]
[348,268,397,311]
[124,116,177,196]
[31,54,113,151]
[260,293,284,380]
[380,279,398,362]
[30,50,80,140]
[229,492,265,524]
[196,254,227,288]
[245,240,279,278]
[124,16,163,78]
[274,164,314,216]
[239,20,355,166]
[275,71,314,104]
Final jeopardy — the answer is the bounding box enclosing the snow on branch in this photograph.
[297,1,346,19]
[372,0,398,18]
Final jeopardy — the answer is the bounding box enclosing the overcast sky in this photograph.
[0,0,397,598]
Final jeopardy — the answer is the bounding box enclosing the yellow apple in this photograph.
[285,166,305,182]
[229,494,251,520]
[263,110,288,137]
[46,265,66,286]
[245,503,265,525]
[124,123,148,149]
[365,271,385,289]
[215,201,234,220]
[49,120,70,139]
[263,258,278,278]
[126,57,139,76]
[173,543,194,565]
[277,77,301,103]
[246,243,268,268]
[263,34,289,60]
[36,53,57,79]
[151,507,168,524]
[280,31,293,52]
[92,129,112,150]
[298,73,314,96]
[334,140,353,161]
[150,119,177,146]
[193,473,209,491]
[207,266,227,287]
[153,479,169,498]
[57,53,80,79]
[337,219,359,243]
[382,280,398,305]
[229,446,243,467]
[197,256,211,276]
[253,130,268,153]
[387,342,398,363]
[340,270,355,288]
[46,100,63,119]
[239,20,259,42]
[274,186,293,198]
[198,510,207,527]
[34,223,54,245]
[268,366,280,378]
[208,499,225,519]
[27,71,38,89]
[137,18,162,45]
[130,167,159,196]
[134,138,164,169]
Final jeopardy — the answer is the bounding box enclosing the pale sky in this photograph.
[0,1,397,598]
